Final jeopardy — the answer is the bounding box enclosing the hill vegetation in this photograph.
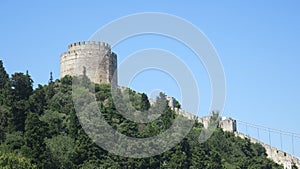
[0,60,283,168]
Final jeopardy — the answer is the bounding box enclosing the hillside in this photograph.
[0,60,285,168]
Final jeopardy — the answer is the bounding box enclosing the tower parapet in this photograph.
[67,41,111,51]
[60,41,117,85]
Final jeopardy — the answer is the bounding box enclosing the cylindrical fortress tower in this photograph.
[60,41,117,86]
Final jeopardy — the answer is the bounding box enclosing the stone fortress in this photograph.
[167,96,300,169]
[60,41,299,169]
[60,41,117,86]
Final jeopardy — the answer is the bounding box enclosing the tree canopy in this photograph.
[0,60,285,169]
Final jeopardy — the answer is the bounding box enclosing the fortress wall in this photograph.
[250,137,259,144]
[220,118,237,132]
[234,132,300,169]
[62,40,299,168]
[293,157,300,167]
[60,41,117,85]
[164,95,300,168]
[166,96,176,108]
[197,116,211,129]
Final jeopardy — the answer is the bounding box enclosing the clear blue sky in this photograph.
[1,1,300,156]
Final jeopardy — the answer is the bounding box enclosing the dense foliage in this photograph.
[0,60,283,168]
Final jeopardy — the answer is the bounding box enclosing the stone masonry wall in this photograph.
[234,132,300,169]
[60,41,117,86]
[165,96,300,169]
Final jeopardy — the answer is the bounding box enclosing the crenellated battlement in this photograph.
[67,41,111,52]
[68,41,111,49]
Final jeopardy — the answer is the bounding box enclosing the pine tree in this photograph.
[11,72,33,101]
[141,93,150,111]
[49,72,53,83]
[0,60,11,105]
[0,60,9,89]
[0,106,10,141]
[29,85,47,115]
[23,112,48,167]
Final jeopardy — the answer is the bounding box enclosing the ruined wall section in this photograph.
[220,118,237,133]
[234,132,300,169]
[166,97,237,132]
[165,96,299,168]
[60,41,117,85]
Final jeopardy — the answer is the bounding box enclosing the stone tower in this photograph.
[60,41,117,86]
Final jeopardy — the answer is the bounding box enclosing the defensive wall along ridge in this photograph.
[166,96,300,169]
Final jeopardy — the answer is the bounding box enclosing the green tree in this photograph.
[0,152,37,169]
[68,108,81,139]
[0,64,286,168]
[40,110,67,136]
[8,72,34,132]
[45,135,75,169]
[29,84,47,115]
[23,112,47,167]
[0,60,11,106]
[11,72,33,101]
[0,60,9,89]
[140,93,150,111]
[73,129,104,166]
[4,131,24,150]
[0,106,10,141]
[9,100,30,132]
